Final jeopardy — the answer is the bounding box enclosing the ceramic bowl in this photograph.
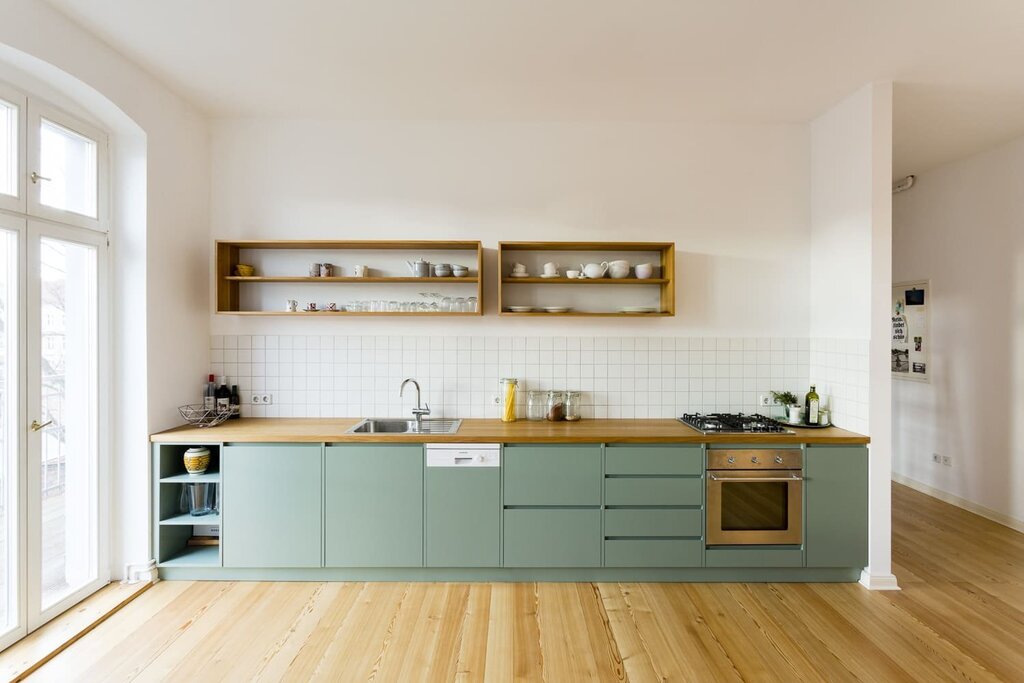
[235,264,255,277]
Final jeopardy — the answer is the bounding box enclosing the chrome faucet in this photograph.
[400,378,431,425]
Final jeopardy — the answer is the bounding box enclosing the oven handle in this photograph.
[708,473,803,482]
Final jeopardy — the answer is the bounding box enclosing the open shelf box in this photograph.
[497,241,675,316]
[153,443,222,568]
[216,240,484,316]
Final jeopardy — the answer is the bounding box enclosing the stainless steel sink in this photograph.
[347,418,462,434]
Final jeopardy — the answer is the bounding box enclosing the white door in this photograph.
[25,220,107,628]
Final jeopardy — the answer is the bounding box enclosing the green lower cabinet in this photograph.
[503,444,601,506]
[605,445,703,475]
[222,444,322,568]
[604,539,702,567]
[705,548,803,568]
[604,508,702,537]
[503,509,601,567]
[605,477,703,506]
[325,445,423,567]
[425,467,500,567]
[805,446,869,568]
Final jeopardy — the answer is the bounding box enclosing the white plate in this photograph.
[619,306,657,313]
[506,306,534,312]
[540,273,561,278]
[509,272,531,278]
[543,306,572,313]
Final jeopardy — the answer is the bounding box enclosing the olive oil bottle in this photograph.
[805,385,820,425]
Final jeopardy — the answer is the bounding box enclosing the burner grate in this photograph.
[679,412,791,434]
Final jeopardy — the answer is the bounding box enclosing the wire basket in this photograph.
[178,404,232,428]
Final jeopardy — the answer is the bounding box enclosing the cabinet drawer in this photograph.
[605,509,702,537]
[605,477,703,506]
[604,539,702,567]
[503,445,602,506]
[705,548,803,568]
[605,446,702,475]
[503,509,601,567]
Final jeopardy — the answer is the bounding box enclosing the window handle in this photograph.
[30,172,51,184]
[31,419,53,432]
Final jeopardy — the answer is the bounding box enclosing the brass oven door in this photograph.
[706,470,803,545]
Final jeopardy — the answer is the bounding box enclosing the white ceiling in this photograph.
[43,0,1024,176]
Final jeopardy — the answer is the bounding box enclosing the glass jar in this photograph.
[527,391,546,421]
[546,390,566,421]
[564,391,581,421]
[499,378,518,422]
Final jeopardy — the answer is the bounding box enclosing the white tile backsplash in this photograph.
[209,335,824,422]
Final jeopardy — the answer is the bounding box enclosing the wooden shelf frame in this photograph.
[497,241,675,317]
[216,240,483,316]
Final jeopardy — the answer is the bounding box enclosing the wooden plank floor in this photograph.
[25,483,1024,682]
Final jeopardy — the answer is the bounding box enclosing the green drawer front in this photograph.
[503,445,602,506]
[605,446,702,475]
[605,477,703,506]
[604,509,702,538]
[503,509,601,567]
[705,548,803,568]
[604,539,702,567]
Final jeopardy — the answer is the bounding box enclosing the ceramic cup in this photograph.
[307,302,318,311]
[326,302,337,311]
[452,265,469,277]
[635,263,654,279]
[319,263,334,277]
[353,265,369,277]
[608,260,631,279]
[543,262,559,276]
[566,270,580,279]
[286,299,298,312]
[512,262,527,275]
[309,263,322,277]
[433,263,452,277]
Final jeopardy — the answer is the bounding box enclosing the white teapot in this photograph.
[580,262,609,279]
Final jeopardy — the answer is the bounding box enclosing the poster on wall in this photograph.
[892,280,930,382]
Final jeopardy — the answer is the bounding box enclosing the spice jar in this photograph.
[499,378,518,422]
[546,390,566,421]
[564,391,581,421]
[527,390,546,421]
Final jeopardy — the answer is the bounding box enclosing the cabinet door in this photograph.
[503,444,602,505]
[805,446,869,568]
[426,468,500,567]
[222,444,322,568]
[325,445,423,567]
[504,509,601,567]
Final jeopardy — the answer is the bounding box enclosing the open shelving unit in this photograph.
[152,443,222,568]
[497,241,675,316]
[216,240,483,316]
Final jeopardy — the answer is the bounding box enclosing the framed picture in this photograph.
[892,279,930,382]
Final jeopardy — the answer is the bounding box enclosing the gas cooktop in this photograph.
[678,412,794,434]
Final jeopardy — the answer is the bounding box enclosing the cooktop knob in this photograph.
[751,456,759,464]
[727,456,736,464]
[775,455,784,464]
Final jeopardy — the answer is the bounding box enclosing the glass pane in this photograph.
[0,99,16,198]
[0,229,17,631]
[39,236,98,609]
[39,118,97,219]
[721,482,789,531]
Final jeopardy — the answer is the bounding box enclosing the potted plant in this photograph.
[771,391,802,423]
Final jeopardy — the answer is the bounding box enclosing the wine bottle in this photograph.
[230,385,241,419]
[215,376,231,414]
[805,384,820,425]
[204,374,216,410]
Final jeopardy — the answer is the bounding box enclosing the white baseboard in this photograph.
[892,473,1024,534]
[859,570,900,590]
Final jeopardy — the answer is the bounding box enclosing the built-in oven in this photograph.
[706,449,803,546]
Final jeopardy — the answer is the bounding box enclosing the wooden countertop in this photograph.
[151,418,869,445]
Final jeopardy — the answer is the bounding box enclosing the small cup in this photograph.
[512,262,527,275]
[320,263,334,277]
[307,302,318,311]
[309,263,322,277]
[353,265,369,277]
[451,265,469,277]
[543,262,559,276]
[325,302,337,311]
[566,270,580,279]
[635,263,654,279]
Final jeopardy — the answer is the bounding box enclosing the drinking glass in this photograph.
[467,296,478,312]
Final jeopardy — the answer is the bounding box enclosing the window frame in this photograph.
[0,82,27,214]
[26,99,109,233]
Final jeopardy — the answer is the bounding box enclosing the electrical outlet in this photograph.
[941,455,952,466]
[491,394,502,405]
[251,393,274,405]
[759,395,771,407]
[932,453,942,464]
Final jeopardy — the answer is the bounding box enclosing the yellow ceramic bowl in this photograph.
[235,264,256,277]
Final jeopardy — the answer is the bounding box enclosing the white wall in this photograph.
[0,0,210,578]
[893,135,1024,528]
[809,83,895,589]
[210,120,810,337]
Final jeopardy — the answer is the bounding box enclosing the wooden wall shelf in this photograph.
[497,241,675,316]
[216,240,483,315]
